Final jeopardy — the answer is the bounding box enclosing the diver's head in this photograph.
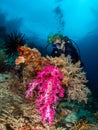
[47,33,63,44]
[47,33,63,48]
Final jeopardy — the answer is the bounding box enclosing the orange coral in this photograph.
[17,125,31,130]
[16,46,51,76]
[18,46,31,56]
[15,56,25,65]
[17,46,42,70]
[16,46,48,88]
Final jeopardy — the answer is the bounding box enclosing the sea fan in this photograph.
[25,65,65,125]
[4,32,25,57]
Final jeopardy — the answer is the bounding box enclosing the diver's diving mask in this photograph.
[52,42,62,48]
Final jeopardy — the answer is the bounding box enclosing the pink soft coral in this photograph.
[25,65,64,125]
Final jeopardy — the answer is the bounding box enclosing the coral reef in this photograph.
[0,49,15,73]
[72,119,95,130]
[0,49,7,73]
[0,73,47,130]
[93,111,98,120]
[16,46,90,104]
[0,45,93,129]
[49,54,90,103]
[15,46,91,125]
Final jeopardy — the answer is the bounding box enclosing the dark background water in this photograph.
[0,0,98,98]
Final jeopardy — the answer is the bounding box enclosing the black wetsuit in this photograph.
[51,41,83,66]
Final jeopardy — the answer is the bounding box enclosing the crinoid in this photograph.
[4,32,25,57]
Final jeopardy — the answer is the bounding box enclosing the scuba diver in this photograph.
[47,33,83,66]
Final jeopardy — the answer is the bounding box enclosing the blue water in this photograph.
[0,1,98,129]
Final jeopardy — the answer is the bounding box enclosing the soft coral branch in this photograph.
[25,65,64,125]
